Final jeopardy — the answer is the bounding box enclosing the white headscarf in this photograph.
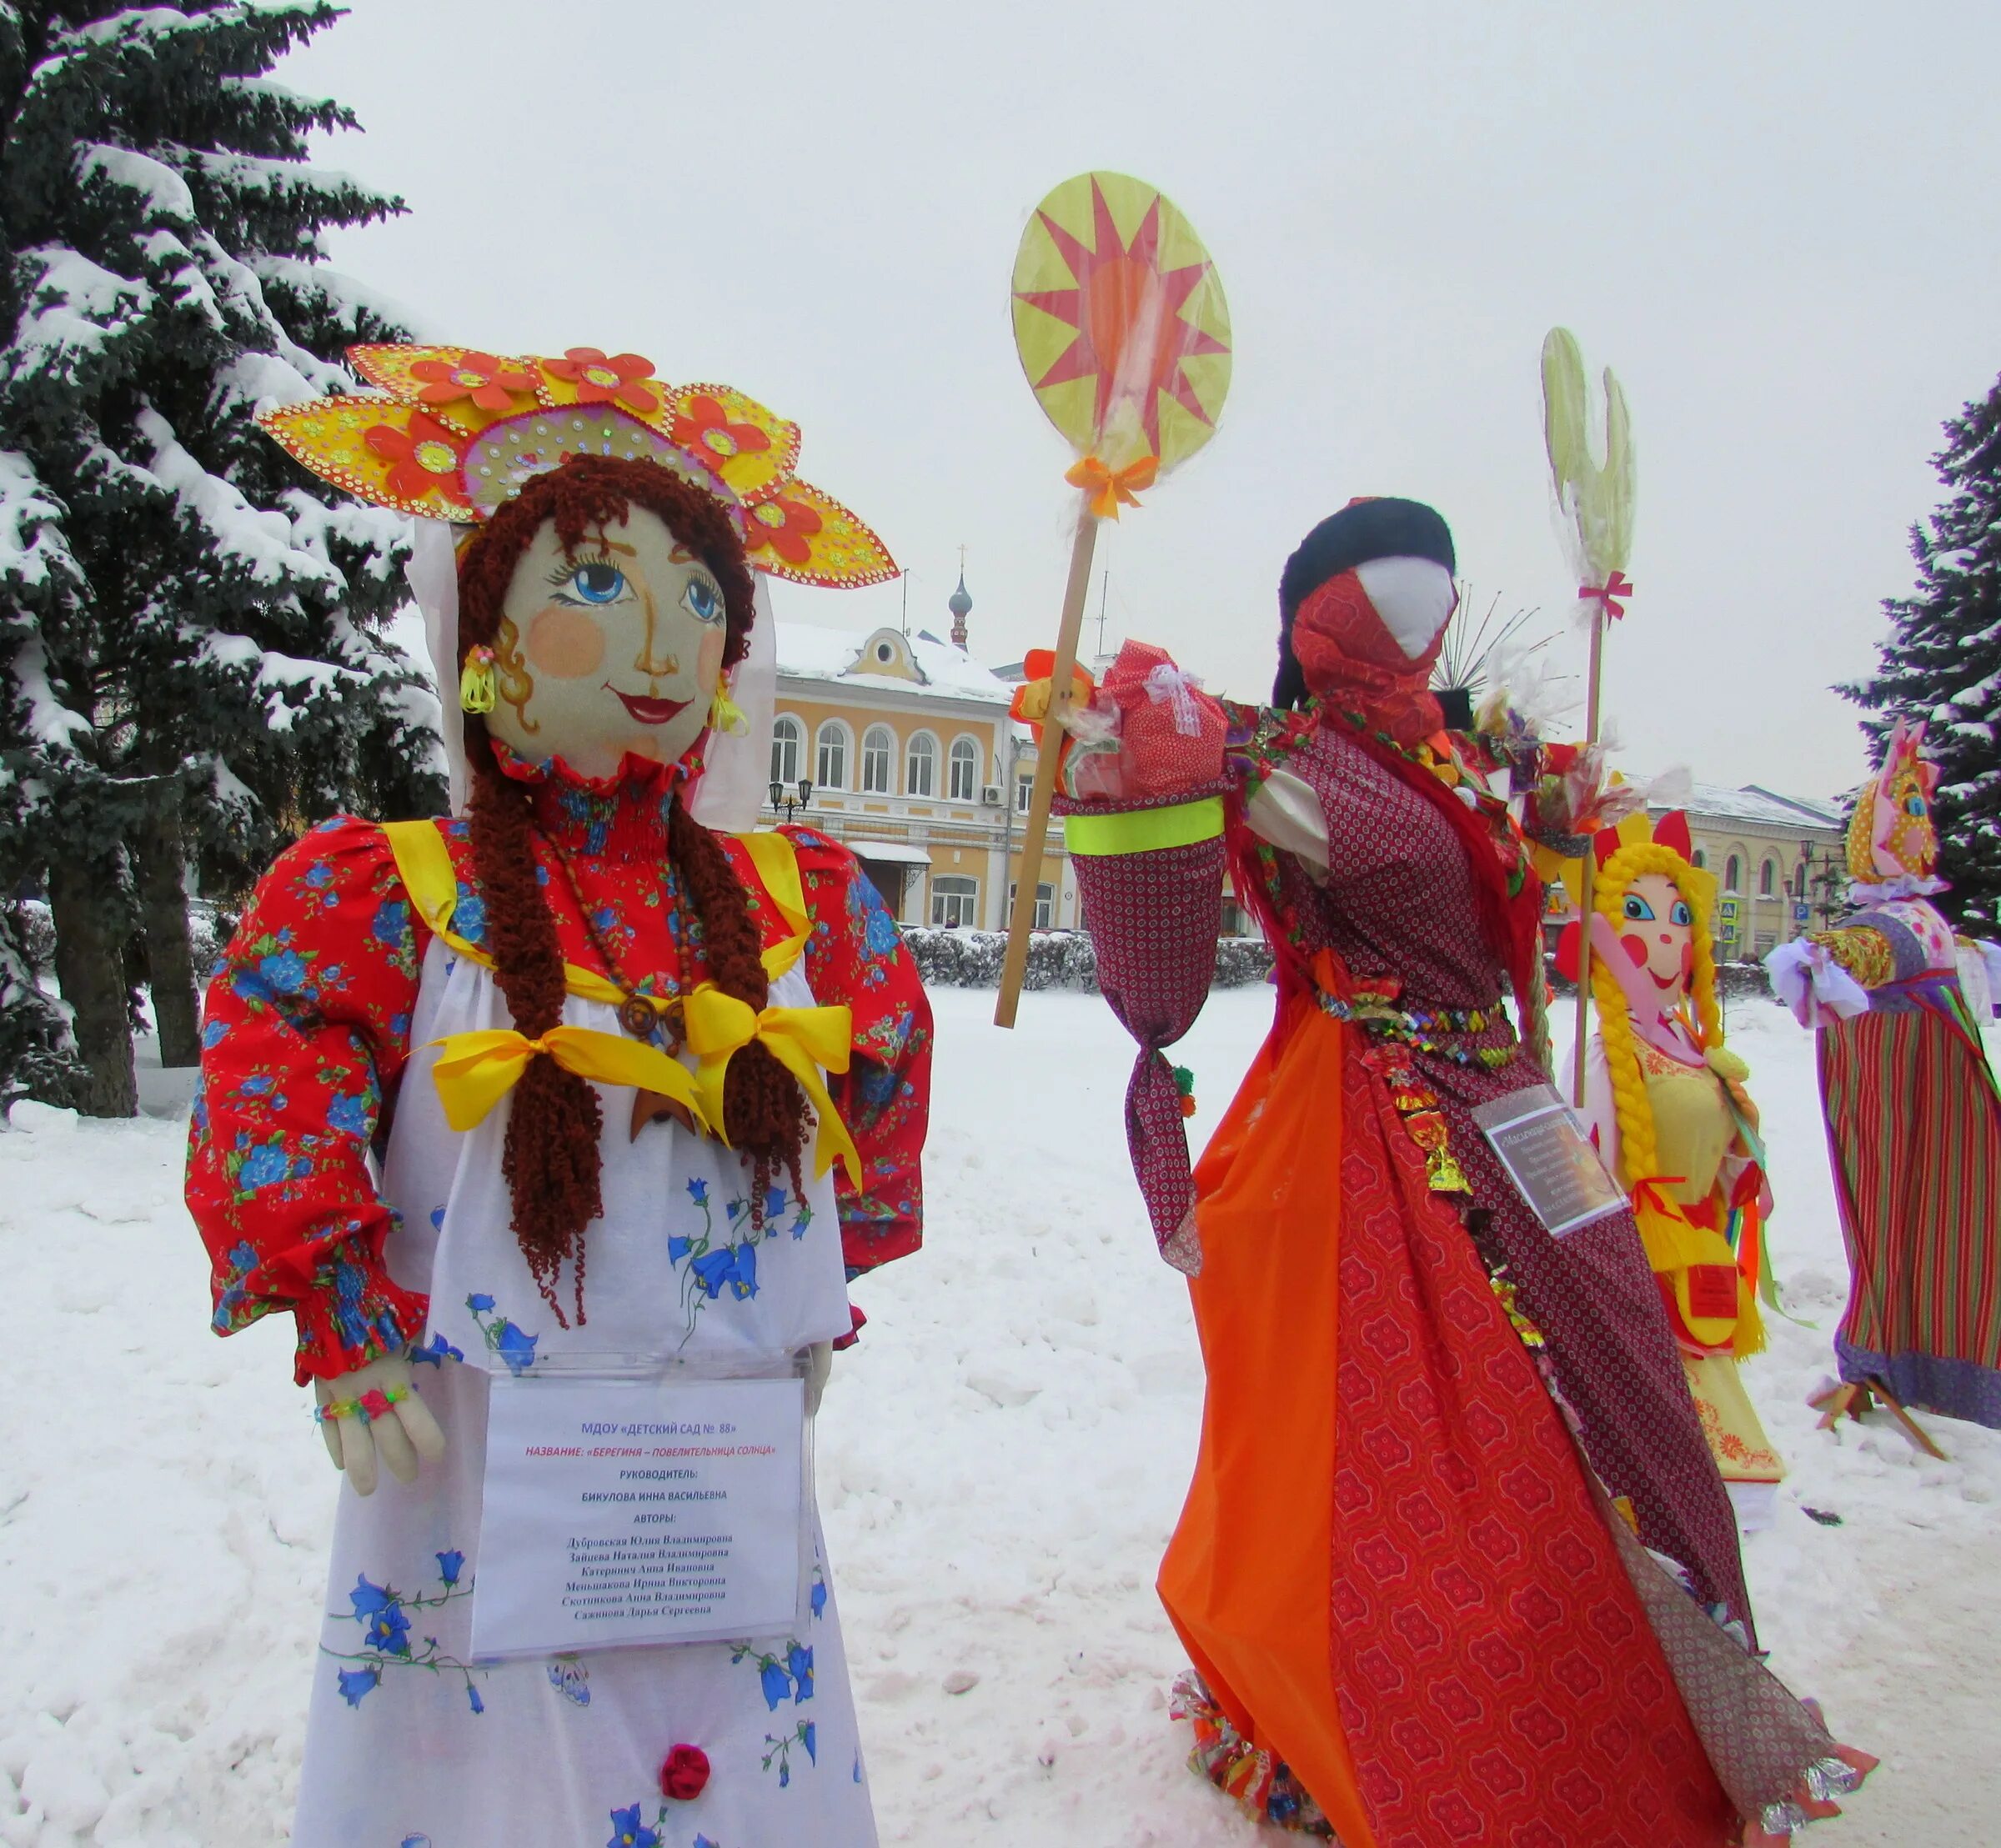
[404,514,777,834]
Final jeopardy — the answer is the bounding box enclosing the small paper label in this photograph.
[1471,1083,1627,1238]
[469,1375,805,1661]
[1685,1264,1741,1320]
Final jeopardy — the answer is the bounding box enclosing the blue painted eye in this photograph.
[681,576,723,624]
[1671,901,1693,925]
[564,561,625,604]
[1622,895,1656,921]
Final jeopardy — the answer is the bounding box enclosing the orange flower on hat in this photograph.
[406,352,534,413]
[364,411,470,507]
[544,347,660,414]
[745,494,823,566]
[672,393,772,468]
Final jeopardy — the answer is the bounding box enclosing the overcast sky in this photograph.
[283,0,2001,802]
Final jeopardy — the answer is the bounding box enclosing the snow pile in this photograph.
[2,991,1998,1842]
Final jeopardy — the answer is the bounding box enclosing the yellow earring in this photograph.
[459,644,498,714]
[708,682,747,737]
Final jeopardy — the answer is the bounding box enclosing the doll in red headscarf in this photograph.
[1039,498,1870,1845]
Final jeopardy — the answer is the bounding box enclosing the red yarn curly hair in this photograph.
[454,457,809,1324]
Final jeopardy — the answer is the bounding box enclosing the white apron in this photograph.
[292,934,875,1848]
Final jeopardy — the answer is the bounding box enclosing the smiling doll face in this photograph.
[484,504,728,779]
[1615,870,1695,1004]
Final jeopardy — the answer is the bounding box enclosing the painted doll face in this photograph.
[484,505,729,780]
[1615,871,1694,1002]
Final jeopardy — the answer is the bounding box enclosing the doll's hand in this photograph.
[313,1355,447,1496]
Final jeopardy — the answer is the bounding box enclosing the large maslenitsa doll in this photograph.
[186,344,930,1845]
[1035,498,1872,1845]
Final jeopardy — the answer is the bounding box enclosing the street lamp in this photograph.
[768,778,813,823]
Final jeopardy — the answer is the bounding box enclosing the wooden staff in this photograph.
[995,502,1097,1029]
[1572,603,1606,1104]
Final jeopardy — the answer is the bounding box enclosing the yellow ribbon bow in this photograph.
[1065,453,1159,520]
[428,1024,711,1136]
[682,984,861,1186]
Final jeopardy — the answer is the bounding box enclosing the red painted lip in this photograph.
[610,688,688,726]
[1649,968,1681,989]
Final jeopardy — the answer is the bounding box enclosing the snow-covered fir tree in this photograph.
[1843,373,2001,934]
[0,2,447,1115]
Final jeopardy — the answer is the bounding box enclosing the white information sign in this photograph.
[469,1374,805,1661]
[1471,1082,1627,1238]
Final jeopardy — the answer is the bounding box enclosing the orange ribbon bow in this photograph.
[1065,453,1159,520]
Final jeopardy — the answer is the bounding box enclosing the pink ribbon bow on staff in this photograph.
[1577,570,1634,619]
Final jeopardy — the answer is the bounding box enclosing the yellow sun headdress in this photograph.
[257,343,896,589]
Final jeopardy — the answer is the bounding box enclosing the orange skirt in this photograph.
[1161,984,1734,1846]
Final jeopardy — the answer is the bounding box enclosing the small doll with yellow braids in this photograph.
[1563,809,1788,1530]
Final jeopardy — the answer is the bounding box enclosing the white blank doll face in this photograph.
[484,505,728,780]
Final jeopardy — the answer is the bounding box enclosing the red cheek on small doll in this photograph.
[1680,944,1694,981]
[1620,934,1647,968]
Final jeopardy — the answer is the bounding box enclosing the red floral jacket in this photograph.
[187,767,931,1384]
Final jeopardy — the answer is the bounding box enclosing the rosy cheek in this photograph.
[696,626,725,691]
[1620,933,1647,968]
[523,605,607,680]
[1681,943,1694,980]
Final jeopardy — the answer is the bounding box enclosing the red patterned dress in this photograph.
[1062,705,1864,1846]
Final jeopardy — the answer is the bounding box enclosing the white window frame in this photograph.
[930,875,978,929]
[860,723,895,795]
[815,719,850,792]
[770,713,803,787]
[1009,881,1055,929]
[1015,769,1034,814]
[948,735,980,803]
[905,730,938,799]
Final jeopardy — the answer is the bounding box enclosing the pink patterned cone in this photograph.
[1060,793,1230,1272]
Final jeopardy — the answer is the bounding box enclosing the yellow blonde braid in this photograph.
[1588,841,1721,1189]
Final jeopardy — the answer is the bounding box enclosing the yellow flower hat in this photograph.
[258,343,896,590]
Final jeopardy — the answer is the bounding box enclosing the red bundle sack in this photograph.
[1099,640,1226,799]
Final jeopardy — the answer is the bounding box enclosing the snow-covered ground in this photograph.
[2,985,1998,1844]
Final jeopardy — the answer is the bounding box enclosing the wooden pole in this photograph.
[1571,603,1606,1104]
[995,500,1100,1029]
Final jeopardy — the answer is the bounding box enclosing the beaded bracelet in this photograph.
[314,1383,412,1425]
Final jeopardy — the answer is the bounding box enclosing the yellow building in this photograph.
[1673,784,1846,959]
[768,582,1077,931]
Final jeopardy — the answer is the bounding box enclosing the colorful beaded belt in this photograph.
[1315,987,1520,1072]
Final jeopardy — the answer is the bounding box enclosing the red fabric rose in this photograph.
[408,351,534,413]
[744,494,823,567]
[364,411,470,507]
[659,1743,710,1800]
[544,347,660,415]
[672,393,771,466]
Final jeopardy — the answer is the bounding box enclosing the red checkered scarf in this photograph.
[1290,569,1446,747]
